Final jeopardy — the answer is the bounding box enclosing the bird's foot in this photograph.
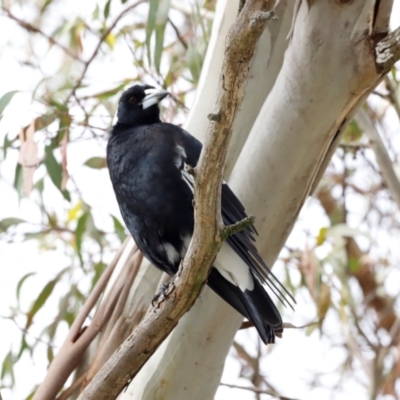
[151,275,177,308]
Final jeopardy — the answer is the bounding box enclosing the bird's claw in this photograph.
[151,276,176,308]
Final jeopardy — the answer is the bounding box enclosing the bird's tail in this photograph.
[207,269,283,344]
[241,274,283,344]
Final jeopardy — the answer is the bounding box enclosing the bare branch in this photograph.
[220,383,298,400]
[168,17,188,50]
[1,7,84,63]
[67,0,145,101]
[355,108,400,210]
[222,215,255,240]
[32,238,132,400]
[76,1,275,399]
[375,25,400,72]
[372,0,394,34]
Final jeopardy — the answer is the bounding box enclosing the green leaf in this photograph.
[47,345,54,363]
[145,0,159,65]
[40,0,54,13]
[84,157,107,169]
[93,4,100,19]
[0,217,26,232]
[13,163,23,200]
[34,112,57,131]
[2,133,17,159]
[112,215,127,242]
[1,351,15,385]
[187,43,203,84]
[47,100,70,146]
[75,211,90,264]
[105,33,116,49]
[0,90,18,117]
[104,0,111,19]
[154,0,171,72]
[92,261,106,287]
[25,280,58,329]
[343,120,363,143]
[16,336,31,361]
[25,268,69,329]
[93,82,130,100]
[44,146,71,201]
[16,272,36,303]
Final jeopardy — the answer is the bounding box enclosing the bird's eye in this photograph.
[129,97,138,105]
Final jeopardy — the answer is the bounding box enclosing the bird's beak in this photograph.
[141,88,169,109]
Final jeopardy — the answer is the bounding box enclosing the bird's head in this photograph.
[116,84,169,126]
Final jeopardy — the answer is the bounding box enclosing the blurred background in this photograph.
[0,0,400,399]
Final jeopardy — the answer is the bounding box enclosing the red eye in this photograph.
[129,97,138,105]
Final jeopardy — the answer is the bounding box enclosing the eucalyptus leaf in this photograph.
[0,90,18,117]
[84,157,107,169]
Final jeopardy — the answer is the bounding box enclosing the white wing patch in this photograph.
[160,242,180,265]
[174,145,187,168]
[214,243,254,292]
[181,168,194,192]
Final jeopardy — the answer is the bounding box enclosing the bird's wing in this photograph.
[164,123,294,308]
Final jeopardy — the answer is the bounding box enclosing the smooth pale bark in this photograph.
[230,0,384,264]
[186,0,294,178]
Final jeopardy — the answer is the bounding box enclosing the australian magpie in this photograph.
[107,84,294,344]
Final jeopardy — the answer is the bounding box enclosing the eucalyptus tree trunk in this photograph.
[110,0,396,399]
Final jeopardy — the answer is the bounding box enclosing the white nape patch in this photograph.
[214,243,254,292]
[181,168,194,192]
[180,234,192,258]
[174,145,187,168]
[160,242,180,265]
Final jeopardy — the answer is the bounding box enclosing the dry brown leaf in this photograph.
[61,132,69,190]
[18,120,44,196]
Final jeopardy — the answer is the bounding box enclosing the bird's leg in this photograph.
[151,274,177,308]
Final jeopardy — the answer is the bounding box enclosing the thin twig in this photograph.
[384,76,400,118]
[220,383,298,400]
[168,17,188,49]
[1,8,84,63]
[355,108,400,210]
[67,0,146,101]
[32,238,131,400]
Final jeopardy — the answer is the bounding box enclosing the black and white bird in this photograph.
[107,84,294,344]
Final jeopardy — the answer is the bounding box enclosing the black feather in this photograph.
[107,84,295,344]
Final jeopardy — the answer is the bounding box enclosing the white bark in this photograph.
[230,0,381,263]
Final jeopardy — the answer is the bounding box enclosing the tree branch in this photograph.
[375,25,400,72]
[1,8,84,63]
[76,1,275,399]
[222,215,255,240]
[67,0,145,101]
[32,239,134,400]
[355,108,400,210]
[220,383,298,400]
